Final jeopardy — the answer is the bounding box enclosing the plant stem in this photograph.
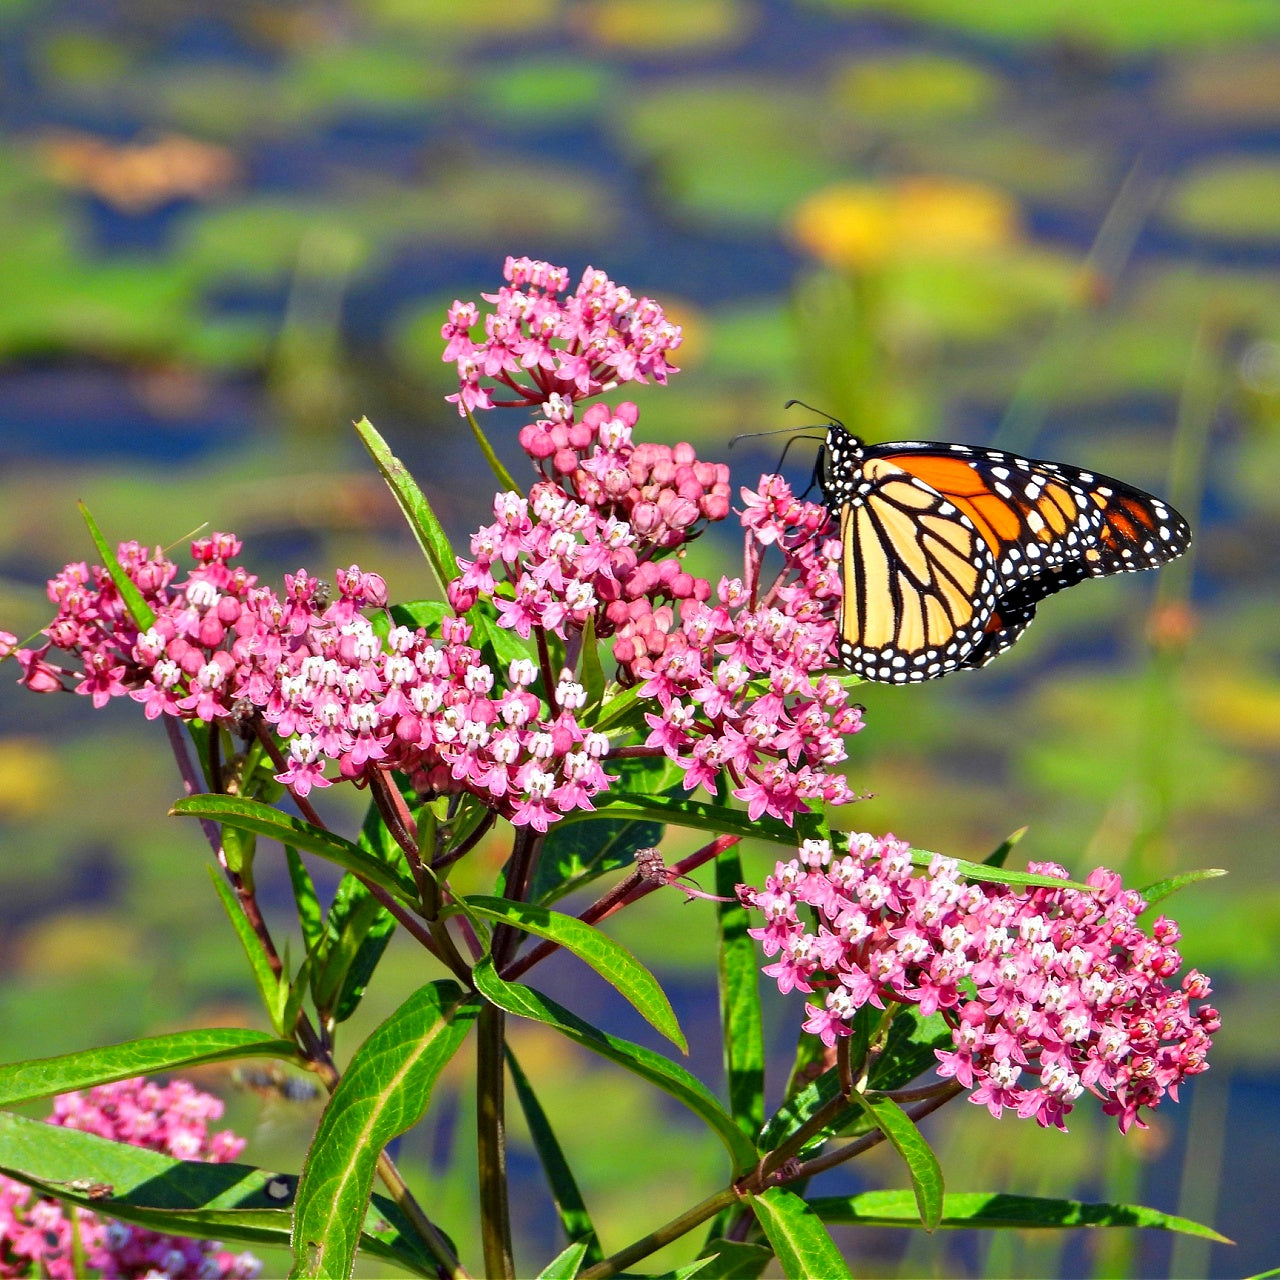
[579,1186,740,1280]
[476,1003,514,1280]
[370,770,439,916]
[502,835,739,981]
[492,826,544,967]
[787,1083,964,1182]
[165,716,463,1276]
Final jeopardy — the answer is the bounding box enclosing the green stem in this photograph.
[579,1186,740,1280]
[477,1003,514,1280]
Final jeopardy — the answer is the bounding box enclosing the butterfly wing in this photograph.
[832,453,1002,682]
[823,426,1192,683]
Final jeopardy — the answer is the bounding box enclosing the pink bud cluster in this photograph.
[626,475,862,824]
[442,257,682,416]
[741,834,1219,1133]
[0,1078,259,1279]
[519,401,732,549]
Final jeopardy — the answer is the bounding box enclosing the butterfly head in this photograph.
[815,420,865,507]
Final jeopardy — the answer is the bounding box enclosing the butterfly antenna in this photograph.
[727,424,809,449]
[784,398,844,427]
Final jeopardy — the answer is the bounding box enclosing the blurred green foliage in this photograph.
[1,1,1278,1275]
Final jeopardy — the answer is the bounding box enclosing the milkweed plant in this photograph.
[0,257,1225,1279]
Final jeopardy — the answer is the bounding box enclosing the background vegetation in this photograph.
[0,1,1277,1275]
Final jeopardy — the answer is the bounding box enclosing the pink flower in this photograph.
[0,1078,259,1279]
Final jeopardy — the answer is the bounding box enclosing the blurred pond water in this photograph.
[1,2,1279,1276]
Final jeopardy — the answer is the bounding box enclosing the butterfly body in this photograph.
[818,423,1191,683]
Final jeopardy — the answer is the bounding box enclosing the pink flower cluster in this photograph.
[442,256,682,415]
[10,259,870,833]
[0,1078,259,1279]
[741,834,1219,1132]
[14,536,614,830]
[632,476,862,823]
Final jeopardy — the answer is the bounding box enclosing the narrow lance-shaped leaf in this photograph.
[578,611,606,712]
[354,416,456,598]
[463,895,686,1051]
[751,1187,853,1280]
[852,1092,944,1232]
[716,844,764,1140]
[687,1239,774,1278]
[899,846,1090,891]
[983,827,1027,868]
[0,1112,440,1276]
[1139,867,1227,913]
[472,960,758,1174]
[506,1047,603,1266]
[286,847,324,956]
[172,795,418,904]
[78,501,156,630]
[806,1189,1231,1240]
[0,1030,296,1108]
[537,1240,591,1280]
[531,812,664,907]
[575,791,800,847]
[290,980,480,1280]
[208,868,288,1034]
[463,403,520,494]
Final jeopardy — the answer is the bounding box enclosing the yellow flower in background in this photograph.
[0,737,60,819]
[790,176,1021,271]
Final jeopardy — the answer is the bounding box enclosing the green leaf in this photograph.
[172,795,418,905]
[852,1093,944,1231]
[389,599,450,633]
[576,790,800,846]
[1139,867,1228,912]
[807,1190,1230,1240]
[868,1006,954,1093]
[0,1030,296,1108]
[759,1066,859,1155]
[291,981,480,1279]
[286,848,325,955]
[716,845,764,1140]
[752,1187,853,1280]
[77,501,156,630]
[506,1047,602,1266]
[311,793,409,1023]
[208,868,290,1034]
[591,680,644,732]
[983,826,1027,867]
[537,1240,591,1279]
[317,877,397,1024]
[463,895,686,1051]
[472,961,758,1173]
[531,812,664,906]
[354,415,458,596]
[578,611,606,711]
[471,607,537,670]
[691,1239,774,1278]
[463,403,520,494]
[895,843,1091,891]
[0,1112,438,1276]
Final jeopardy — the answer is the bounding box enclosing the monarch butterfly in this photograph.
[815,421,1192,683]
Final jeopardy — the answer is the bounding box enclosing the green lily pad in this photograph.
[576,0,752,53]
[472,58,610,124]
[1163,158,1280,241]
[612,81,844,226]
[830,53,1002,125]
[804,0,1280,51]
